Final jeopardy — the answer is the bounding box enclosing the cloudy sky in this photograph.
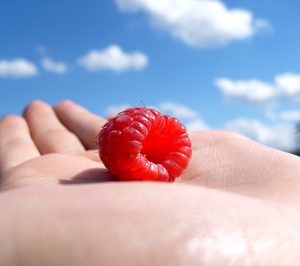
[1,0,300,151]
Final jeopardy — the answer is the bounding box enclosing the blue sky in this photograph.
[1,0,300,150]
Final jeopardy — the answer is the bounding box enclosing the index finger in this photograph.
[53,100,106,149]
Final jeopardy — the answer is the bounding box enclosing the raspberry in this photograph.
[98,107,192,182]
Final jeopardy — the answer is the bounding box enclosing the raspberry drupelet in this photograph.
[98,107,192,182]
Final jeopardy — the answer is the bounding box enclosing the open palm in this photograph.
[1,100,300,265]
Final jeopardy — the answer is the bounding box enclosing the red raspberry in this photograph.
[98,107,192,182]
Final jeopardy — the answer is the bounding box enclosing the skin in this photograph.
[1,100,300,265]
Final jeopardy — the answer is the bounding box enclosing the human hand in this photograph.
[1,100,300,265]
[0,100,112,190]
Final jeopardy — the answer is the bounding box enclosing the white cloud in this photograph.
[115,0,269,47]
[157,101,208,130]
[105,104,131,117]
[275,73,300,98]
[186,119,208,131]
[225,118,295,151]
[264,109,277,121]
[215,78,276,104]
[0,59,38,78]
[42,57,67,74]
[216,73,300,104]
[278,111,300,122]
[158,102,198,119]
[265,109,300,122]
[78,45,148,72]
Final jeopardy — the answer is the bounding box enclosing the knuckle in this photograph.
[45,128,73,138]
[4,137,30,151]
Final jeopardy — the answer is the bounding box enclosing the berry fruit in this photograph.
[98,107,192,182]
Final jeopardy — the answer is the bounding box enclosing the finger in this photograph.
[53,100,106,149]
[23,100,85,154]
[0,115,40,174]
